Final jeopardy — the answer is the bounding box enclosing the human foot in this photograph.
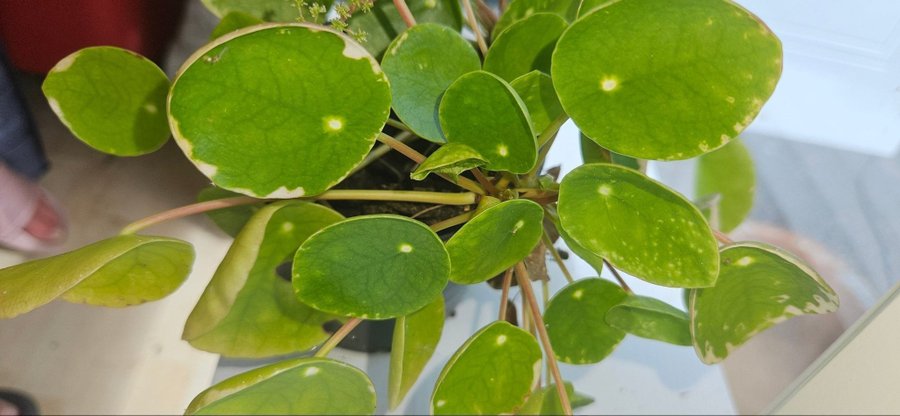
[0,162,66,253]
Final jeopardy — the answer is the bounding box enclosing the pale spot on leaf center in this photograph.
[512,220,525,234]
[496,335,508,345]
[600,77,619,92]
[399,243,413,253]
[325,116,344,132]
[598,184,612,196]
[735,256,754,266]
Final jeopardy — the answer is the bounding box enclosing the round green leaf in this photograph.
[389,297,445,409]
[552,0,782,160]
[690,243,839,364]
[349,0,463,58]
[410,143,486,181]
[695,139,755,232]
[432,321,542,415]
[187,357,375,415]
[606,295,692,346]
[184,201,344,358]
[169,24,391,198]
[446,199,544,284]
[42,47,170,156]
[382,23,480,143]
[200,0,311,21]
[484,13,567,82]
[493,0,579,37]
[439,71,537,173]
[558,163,719,288]
[293,215,450,319]
[544,278,627,364]
[0,235,193,318]
[510,71,564,135]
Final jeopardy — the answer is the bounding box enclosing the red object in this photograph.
[0,0,185,74]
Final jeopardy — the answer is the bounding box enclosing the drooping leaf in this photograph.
[0,235,193,318]
[169,24,391,198]
[552,0,782,160]
[410,143,486,181]
[695,139,755,232]
[183,201,343,358]
[544,278,627,364]
[210,11,263,40]
[558,163,720,288]
[578,133,643,171]
[431,322,541,415]
[186,357,375,415]
[493,0,579,37]
[606,295,692,346]
[519,382,596,415]
[690,243,839,364]
[439,71,537,173]
[348,0,463,58]
[196,186,265,237]
[510,71,564,135]
[381,23,480,143]
[389,297,445,409]
[484,13,568,82]
[42,47,170,156]
[200,0,315,21]
[293,215,450,319]
[446,199,543,284]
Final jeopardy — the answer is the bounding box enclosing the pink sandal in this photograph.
[0,162,67,253]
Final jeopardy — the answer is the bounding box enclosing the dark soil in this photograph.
[327,127,471,239]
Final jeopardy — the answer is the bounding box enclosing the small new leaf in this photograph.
[410,143,487,181]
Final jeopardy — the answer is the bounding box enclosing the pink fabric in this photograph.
[0,162,52,252]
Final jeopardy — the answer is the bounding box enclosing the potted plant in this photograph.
[0,0,841,414]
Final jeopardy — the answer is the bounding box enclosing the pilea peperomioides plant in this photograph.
[0,0,841,414]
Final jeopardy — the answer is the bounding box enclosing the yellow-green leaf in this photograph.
[0,235,193,318]
[42,47,170,156]
[183,201,343,358]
